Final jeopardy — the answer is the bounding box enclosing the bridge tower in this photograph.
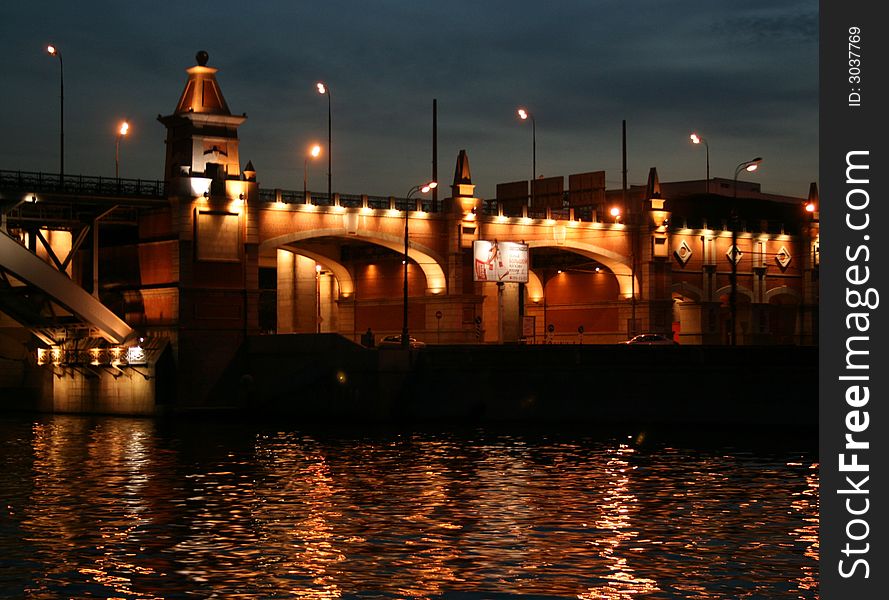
[151,51,260,407]
[441,150,487,340]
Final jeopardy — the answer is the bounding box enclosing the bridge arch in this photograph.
[261,228,447,294]
[525,239,637,298]
[714,285,754,302]
[671,281,704,302]
[764,286,802,303]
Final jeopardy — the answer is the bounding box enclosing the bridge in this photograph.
[0,52,819,415]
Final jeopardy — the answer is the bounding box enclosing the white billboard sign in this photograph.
[473,240,529,283]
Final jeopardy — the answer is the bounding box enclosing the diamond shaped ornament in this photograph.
[674,240,693,265]
[726,245,742,265]
[775,245,792,268]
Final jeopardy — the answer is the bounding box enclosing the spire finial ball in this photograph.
[196,51,209,66]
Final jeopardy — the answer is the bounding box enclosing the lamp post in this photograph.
[729,156,762,346]
[689,133,709,194]
[316,82,332,203]
[402,181,437,348]
[517,108,535,205]
[315,263,323,334]
[46,44,64,184]
[115,120,129,179]
[304,144,321,202]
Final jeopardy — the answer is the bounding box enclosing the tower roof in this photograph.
[807,182,819,204]
[646,167,661,198]
[173,51,231,115]
[453,149,472,185]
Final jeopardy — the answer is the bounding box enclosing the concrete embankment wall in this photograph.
[234,335,817,427]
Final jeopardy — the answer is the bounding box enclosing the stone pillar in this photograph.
[276,249,295,333]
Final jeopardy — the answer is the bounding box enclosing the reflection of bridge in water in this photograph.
[0,53,819,415]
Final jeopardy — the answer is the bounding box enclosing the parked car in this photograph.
[622,333,678,345]
[378,335,427,349]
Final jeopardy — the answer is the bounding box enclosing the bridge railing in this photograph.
[258,188,434,212]
[0,170,165,198]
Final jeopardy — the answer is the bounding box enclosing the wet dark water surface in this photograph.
[0,415,818,599]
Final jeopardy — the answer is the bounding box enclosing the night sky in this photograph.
[2,1,817,199]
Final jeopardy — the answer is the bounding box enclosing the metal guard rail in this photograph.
[0,170,165,198]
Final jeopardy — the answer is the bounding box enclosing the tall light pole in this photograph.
[304,144,321,202]
[315,263,323,333]
[316,82,332,203]
[46,44,64,184]
[402,181,437,348]
[517,108,535,206]
[730,156,762,346]
[115,120,129,179]
[690,133,710,194]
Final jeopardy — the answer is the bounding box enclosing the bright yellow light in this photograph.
[316,82,326,94]
[610,207,621,217]
[119,121,129,136]
[310,144,321,158]
[690,133,701,144]
[517,108,528,120]
[746,163,759,172]
[47,45,57,56]
[315,263,322,273]
[806,202,816,213]
[428,181,438,189]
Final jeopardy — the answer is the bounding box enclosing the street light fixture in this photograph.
[115,120,129,179]
[304,143,322,202]
[46,44,64,183]
[729,156,763,346]
[517,108,536,206]
[402,180,437,349]
[316,82,332,204]
[609,206,621,222]
[689,133,710,193]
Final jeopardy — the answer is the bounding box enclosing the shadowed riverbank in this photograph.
[218,335,817,427]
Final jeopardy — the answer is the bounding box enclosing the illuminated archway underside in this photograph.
[526,270,543,301]
[671,281,704,302]
[260,228,447,295]
[281,247,355,299]
[525,240,637,298]
[764,286,802,303]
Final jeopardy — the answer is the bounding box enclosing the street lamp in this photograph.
[304,144,322,202]
[115,120,129,179]
[46,44,64,183]
[402,180,437,349]
[689,133,710,194]
[316,82,332,204]
[517,108,536,205]
[729,156,762,346]
[609,206,622,223]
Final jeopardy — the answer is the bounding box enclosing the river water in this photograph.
[0,415,818,599]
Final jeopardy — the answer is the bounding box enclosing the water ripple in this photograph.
[0,417,818,599]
